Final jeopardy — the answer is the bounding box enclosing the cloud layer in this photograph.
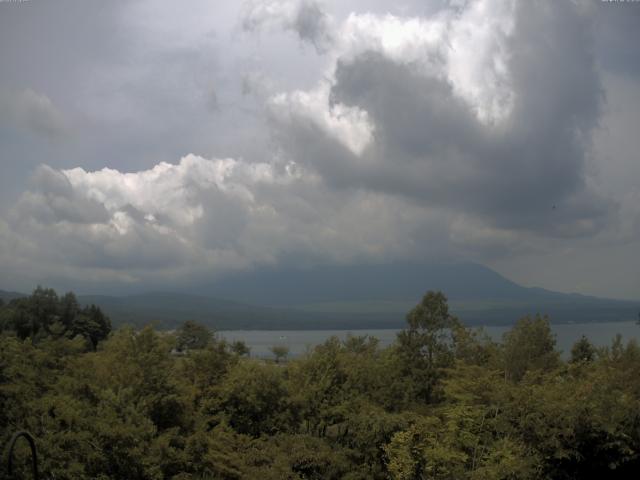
[6,156,448,287]
[0,89,68,140]
[267,0,613,237]
[1,0,639,298]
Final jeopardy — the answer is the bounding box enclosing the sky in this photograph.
[0,0,638,300]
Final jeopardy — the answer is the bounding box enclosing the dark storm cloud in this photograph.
[270,0,614,238]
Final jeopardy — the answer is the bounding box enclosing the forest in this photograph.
[1,288,640,479]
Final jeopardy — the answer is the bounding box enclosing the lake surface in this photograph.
[219,321,640,358]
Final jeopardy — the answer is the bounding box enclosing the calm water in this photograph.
[219,321,640,358]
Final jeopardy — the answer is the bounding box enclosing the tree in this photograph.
[270,345,289,364]
[57,292,80,334]
[231,340,251,357]
[91,326,187,432]
[5,286,59,340]
[0,300,9,333]
[503,315,559,382]
[396,291,460,403]
[219,362,296,436]
[175,320,212,352]
[0,287,110,349]
[70,304,112,350]
[570,335,596,363]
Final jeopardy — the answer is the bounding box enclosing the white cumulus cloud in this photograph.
[4,156,450,288]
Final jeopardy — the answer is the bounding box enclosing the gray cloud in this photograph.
[268,0,615,239]
[14,165,110,225]
[3,156,450,290]
[0,0,638,299]
[0,89,69,140]
[592,0,640,77]
[292,1,334,52]
[242,0,335,53]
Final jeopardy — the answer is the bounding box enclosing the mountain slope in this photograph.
[77,292,312,330]
[204,262,626,305]
[3,263,638,329]
[0,289,26,303]
[200,262,638,326]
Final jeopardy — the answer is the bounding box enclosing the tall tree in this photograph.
[570,335,596,363]
[71,304,112,350]
[231,340,251,357]
[503,315,559,382]
[175,320,212,351]
[396,291,460,403]
[270,345,289,364]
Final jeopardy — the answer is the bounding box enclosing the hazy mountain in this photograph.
[0,289,26,303]
[2,263,638,329]
[204,262,572,305]
[199,262,639,327]
[75,293,309,330]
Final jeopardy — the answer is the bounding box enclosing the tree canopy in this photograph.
[2,287,640,479]
[0,286,111,349]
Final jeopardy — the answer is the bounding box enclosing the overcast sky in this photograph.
[0,0,638,299]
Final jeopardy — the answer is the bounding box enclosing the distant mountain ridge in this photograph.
[75,292,306,330]
[0,289,26,303]
[198,262,638,327]
[203,262,602,305]
[1,263,638,329]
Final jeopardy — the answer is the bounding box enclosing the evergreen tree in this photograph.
[396,291,460,403]
[570,335,596,363]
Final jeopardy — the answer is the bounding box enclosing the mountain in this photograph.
[0,289,26,303]
[204,262,555,305]
[201,262,639,327]
[2,263,638,329]
[76,293,312,330]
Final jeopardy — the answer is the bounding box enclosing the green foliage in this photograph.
[218,361,297,437]
[2,288,640,479]
[0,286,111,349]
[231,340,251,357]
[175,320,212,352]
[502,314,560,382]
[270,345,290,363]
[570,335,596,363]
[396,291,461,403]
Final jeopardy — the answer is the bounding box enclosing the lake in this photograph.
[219,321,640,358]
